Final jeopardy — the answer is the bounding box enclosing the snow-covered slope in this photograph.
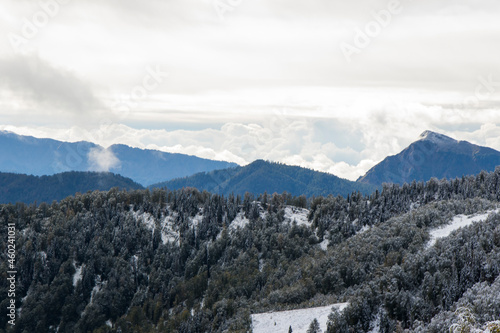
[251,303,348,333]
[427,209,499,248]
[419,130,457,145]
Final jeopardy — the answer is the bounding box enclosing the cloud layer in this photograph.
[3,104,500,181]
[1,0,499,180]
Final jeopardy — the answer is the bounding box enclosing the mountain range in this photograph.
[152,159,378,197]
[2,130,500,204]
[0,130,236,186]
[357,131,500,186]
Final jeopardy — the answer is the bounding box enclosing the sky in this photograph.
[1,0,500,181]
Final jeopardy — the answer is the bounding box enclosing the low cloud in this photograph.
[3,100,500,181]
[88,147,121,172]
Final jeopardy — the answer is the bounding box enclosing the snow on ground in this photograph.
[230,212,250,231]
[132,211,156,234]
[367,311,381,333]
[319,239,329,251]
[358,225,371,234]
[427,209,499,248]
[38,251,47,265]
[284,206,310,226]
[73,261,84,287]
[190,213,204,228]
[160,214,180,245]
[89,275,107,305]
[18,289,31,317]
[89,285,99,305]
[131,255,139,269]
[410,202,421,211]
[132,210,181,245]
[251,303,348,333]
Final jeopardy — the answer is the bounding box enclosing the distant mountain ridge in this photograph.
[152,159,378,197]
[357,130,500,186]
[0,131,237,186]
[0,171,143,204]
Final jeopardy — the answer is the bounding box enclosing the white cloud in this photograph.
[1,0,500,181]
[87,147,120,172]
[2,99,500,181]
[0,54,102,128]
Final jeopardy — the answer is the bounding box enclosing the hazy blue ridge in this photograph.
[151,159,379,197]
[0,130,237,186]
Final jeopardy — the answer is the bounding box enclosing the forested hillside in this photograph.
[0,171,144,204]
[1,169,500,332]
[152,159,377,197]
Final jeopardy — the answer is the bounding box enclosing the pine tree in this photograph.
[307,318,321,333]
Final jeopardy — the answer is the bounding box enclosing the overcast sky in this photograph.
[1,0,500,180]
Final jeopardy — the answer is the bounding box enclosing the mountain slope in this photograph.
[107,144,237,186]
[2,170,500,332]
[0,130,98,175]
[357,130,500,186]
[0,130,237,186]
[0,171,144,204]
[152,159,378,197]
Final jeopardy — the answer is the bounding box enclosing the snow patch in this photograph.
[39,251,47,262]
[230,212,250,230]
[251,303,348,333]
[72,261,84,287]
[419,130,457,145]
[367,311,381,333]
[427,209,499,248]
[190,213,204,228]
[133,211,156,235]
[160,214,180,245]
[319,239,329,251]
[18,289,31,317]
[131,255,139,271]
[89,275,107,305]
[358,225,371,234]
[284,206,310,226]
[133,210,181,245]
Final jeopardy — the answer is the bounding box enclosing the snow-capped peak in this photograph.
[419,130,457,145]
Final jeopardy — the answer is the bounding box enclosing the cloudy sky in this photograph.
[1,0,500,180]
